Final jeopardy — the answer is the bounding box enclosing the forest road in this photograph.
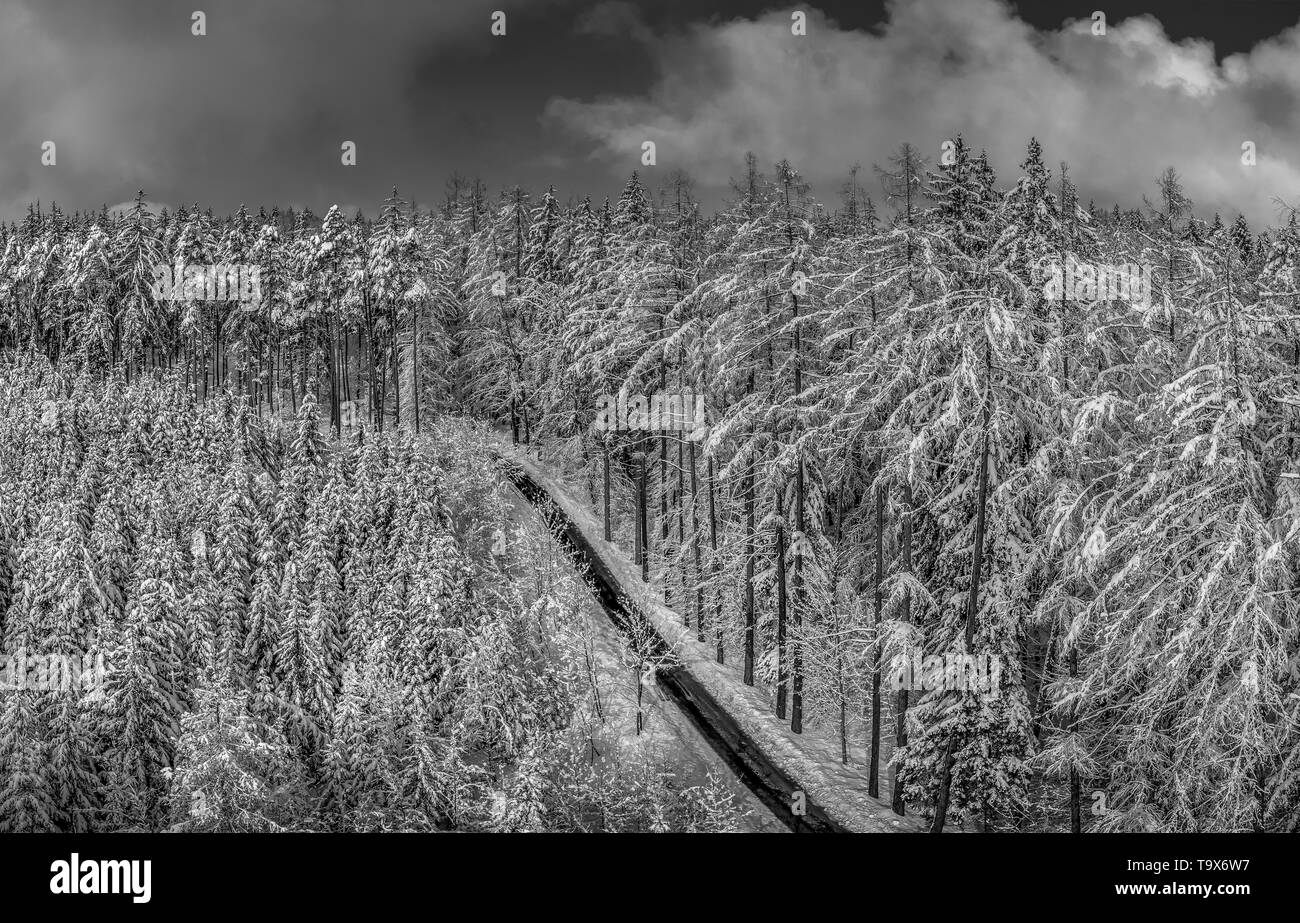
[497,453,853,834]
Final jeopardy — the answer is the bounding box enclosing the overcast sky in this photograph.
[4,0,1300,225]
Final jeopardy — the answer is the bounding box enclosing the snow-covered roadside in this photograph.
[502,485,785,832]
[498,441,927,834]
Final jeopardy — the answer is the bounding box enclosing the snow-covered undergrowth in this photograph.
[0,360,746,832]
[502,442,927,833]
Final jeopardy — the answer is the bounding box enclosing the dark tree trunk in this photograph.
[412,306,420,434]
[633,452,643,570]
[707,456,724,664]
[391,315,401,429]
[892,483,914,816]
[639,452,650,583]
[743,466,756,685]
[774,492,788,722]
[689,439,704,643]
[1070,645,1081,833]
[677,432,686,625]
[602,442,612,542]
[792,452,805,734]
[660,433,669,603]
[869,481,886,797]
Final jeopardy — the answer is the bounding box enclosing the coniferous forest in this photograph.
[3,135,1299,834]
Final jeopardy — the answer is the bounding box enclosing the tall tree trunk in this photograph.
[639,452,650,582]
[689,439,704,642]
[660,433,669,604]
[791,284,805,733]
[832,490,848,765]
[412,306,421,434]
[930,738,957,835]
[792,453,805,734]
[1069,645,1081,833]
[391,313,400,429]
[892,483,914,816]
[353,327,362,405]
[326,315,341,438]
[602,442,612,542]
[677,431,686,626]
[341,325,351,426]
[743,465,756,685]
[289,339,299,414]
[521,388,531,445]
[707,456,724,664]
[869,480,886,797]
[633,452,643,570]
[774,490,789,721]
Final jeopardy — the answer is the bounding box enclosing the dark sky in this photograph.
[4,0,1300,224]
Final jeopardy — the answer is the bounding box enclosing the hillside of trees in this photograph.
[3,135,1300,831]
[0,366,744,831]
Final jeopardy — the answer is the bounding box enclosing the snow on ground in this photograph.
[503,485,785,832]
[499,440,928,834]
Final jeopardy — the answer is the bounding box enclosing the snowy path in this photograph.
[502,484,785,832]
[495,442,927,834]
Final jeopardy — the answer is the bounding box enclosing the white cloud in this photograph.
[545,0,1300,226]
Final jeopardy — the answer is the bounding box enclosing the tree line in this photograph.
[3,136,1300,831]
[0,362,742,831]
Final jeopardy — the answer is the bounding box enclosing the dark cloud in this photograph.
[576,1,654,42]
[1,0,575,217]
[4,0,1299,225]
